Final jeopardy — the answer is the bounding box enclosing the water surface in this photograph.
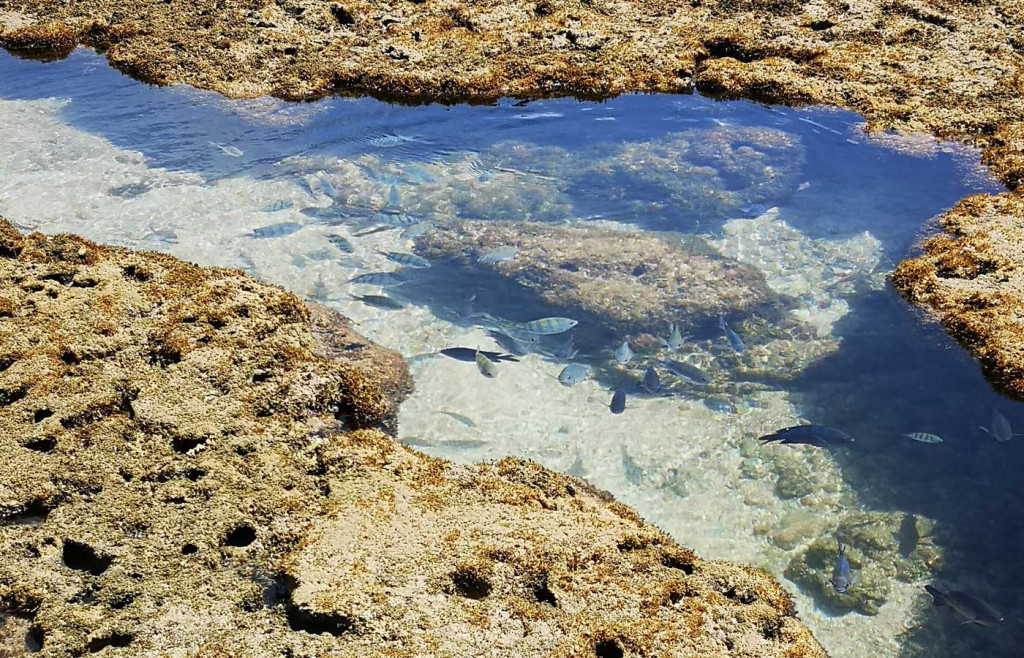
[0,48,1020,657]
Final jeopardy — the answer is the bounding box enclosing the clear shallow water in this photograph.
[1,48,1020,657]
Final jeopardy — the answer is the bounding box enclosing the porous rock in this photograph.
[0,216,827,656]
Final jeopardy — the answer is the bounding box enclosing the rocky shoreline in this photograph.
[0,217,827,656]
[1,0,1023,398]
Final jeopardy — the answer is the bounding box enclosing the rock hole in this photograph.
[225,524,257,547]
[181,467,205,481]
[0,356,15,373]
[40,272,74,285]
[286,605,353,636]
[330,4,355,25]
[33,409,53,423]
[0,386,27,407]
[25,626,44,653]
[283,46,298,56]
[60,350,81,365]
[559,262,579,272]
[594,640,624,658]
[808,19,835,30]
[24,438,56,453]
[630,264,647,277]
[532,574,557,607]
[662,553,695,575]
[86,633,133,653]
[450,569,492,600]
[121,264,150,282]
[668,591,683,604]
[172,437,206,454]
[252,370,272,383]
[62,540,112,576]
[109,593,135,609]
[181,544,198,555]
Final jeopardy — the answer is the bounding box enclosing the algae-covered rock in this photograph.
[0,215,828,656]
[415,220,786,334]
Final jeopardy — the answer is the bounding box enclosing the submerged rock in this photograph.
[0,217,827,656]
[893,193,1024,400]
[415,220,785,334]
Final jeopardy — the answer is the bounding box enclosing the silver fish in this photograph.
[614,340,633,365]
[831,540,853,594]
[478,245,518,264]
[376,212,420,227]
[925,584,1003,626]
[252,222,303,239]
[904,432,943,444]
[301,206,349,221]
[327,235,354,253]
[522,317,578,335]
[475,349,499,378]
[660,359,712,385]
[380,251,430,269]
[436,409,478,428]
[259,200,293,213]
[387,185,402,206]
[981,408,1015,442]
[400,220,436,240]
[369,134,423,147]
[351,294,405,310]
[348,271,407,287]
[316,173,338,198]
[719,316,746,353]
[558,363,591,386]
[210,141,242,157]
[668,323,684,351]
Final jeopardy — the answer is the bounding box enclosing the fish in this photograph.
[925,584,1004,626]
[326,234,354,253]
[315,173,338,198]
[350,294,405,310]
[380,251,430,269]
[522,317,579,335]
[348,271,407,287]
[401,436,488,449]
[400,220,436,240]
[719,316,746,353]
[641,366,661,394]
[831,539,853,594]
[439,347,519,363]
[667,323,684,351]
[478,245,518,264]
[478,171,494,183]
[259,200,293,212]
[387,185,402,206]
[494,325,541,345]
[904,432,943,444]
[301,206,349,221]
[614,340,633,365]
[369,134,424,147]
[609,390,627,414]
[475,349,499,378]
[252,222,303,239]
[375,212,421,227]
[436,409,478,429]
[659,359,713,385]
[558,363,592,386]
[210,141,242,157]
[758,424,855,447]
[353,226,399,238]
[980,408,1016,442]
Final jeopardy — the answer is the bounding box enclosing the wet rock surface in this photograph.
[892,193,1024,399]
[0,216,826,656]
[415,220,785,335]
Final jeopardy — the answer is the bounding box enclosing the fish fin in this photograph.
[979,426,990,433]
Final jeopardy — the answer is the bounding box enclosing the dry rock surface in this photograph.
[0,216,826,656]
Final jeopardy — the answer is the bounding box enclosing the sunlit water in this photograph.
[1,48,1021,657]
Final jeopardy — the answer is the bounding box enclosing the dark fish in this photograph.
[758,424,855,447]
[327,234,354,253]
[252,222,303,239]
[609,390,627,414]
[925,584,1003,626]
[660,359,713,385]
[832,539,853,594]
[719,316,746,353]
[439,348,519,363]
[351,294,405,310]
[642,366,661,394]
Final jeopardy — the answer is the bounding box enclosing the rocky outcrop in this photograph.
[892,194,1024,399]
[0,217,827,656]
[414,220,784,334]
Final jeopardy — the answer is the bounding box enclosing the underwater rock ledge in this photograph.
[0,217,827,656]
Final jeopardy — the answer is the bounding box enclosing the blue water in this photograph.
[0,48,1020,657]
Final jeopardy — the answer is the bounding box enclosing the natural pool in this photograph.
[0,47,1020,657]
